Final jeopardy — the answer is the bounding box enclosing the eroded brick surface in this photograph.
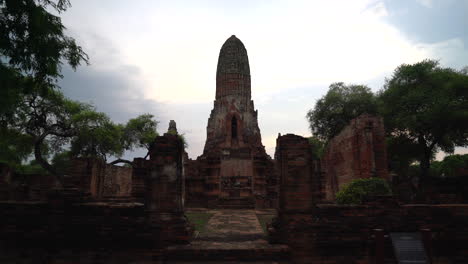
[321,114,389,200]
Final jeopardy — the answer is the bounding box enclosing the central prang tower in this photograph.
[195,35,275,209]
[203,35,263,152]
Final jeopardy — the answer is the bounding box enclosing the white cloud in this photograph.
[415,0,433,8]
[63,0,433,103]
[60,0,468,158]
[417,38,468,69]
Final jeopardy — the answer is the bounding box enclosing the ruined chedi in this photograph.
[195,35,276,208]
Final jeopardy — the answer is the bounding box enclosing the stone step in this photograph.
[163,241,290,262]
[167,261,291,264]
[217,197,255,209]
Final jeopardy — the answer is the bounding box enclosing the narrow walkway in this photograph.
[196,210,265,246]
[164,209,290,263]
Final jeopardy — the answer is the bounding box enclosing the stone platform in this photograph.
[163,209,290,263]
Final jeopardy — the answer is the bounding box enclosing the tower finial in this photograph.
[167,120,177,134]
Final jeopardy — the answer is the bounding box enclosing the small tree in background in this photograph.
[306,82,378,142]
[308,137,325,159]
[336,178,392,205]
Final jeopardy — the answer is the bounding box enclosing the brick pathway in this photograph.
[196,209,265,245]
[164,209,290,263]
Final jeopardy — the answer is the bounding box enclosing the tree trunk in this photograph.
[33,134,61,186]
[419,150,431,185]
[417,147,433,202]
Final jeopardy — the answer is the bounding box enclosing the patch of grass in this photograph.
[185,212,213,232]
[256,214,275,233]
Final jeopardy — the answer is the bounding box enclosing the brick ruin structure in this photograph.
[185,35,276,208]
[321,114,389,200]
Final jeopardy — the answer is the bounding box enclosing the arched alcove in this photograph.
[231,116,238,140]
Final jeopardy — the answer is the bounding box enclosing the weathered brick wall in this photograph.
[0,163,56,201]
[184,155,205,207]
[68,158,132,199]
[102,163,132,197]
[270,133,322,262]
[146,132,192,244]
[271,199,468,263]
[321,114,389,201]
[274,134,319,213]
[394,176,468,204]
[0,190,162,263]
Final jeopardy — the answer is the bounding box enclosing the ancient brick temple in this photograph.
[186,35,276,208]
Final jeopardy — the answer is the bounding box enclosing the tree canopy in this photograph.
[0,1,160,183]
[379,59,468,185]
[335,178,392,205]
[306,82,378,141]
[0,0,88,118]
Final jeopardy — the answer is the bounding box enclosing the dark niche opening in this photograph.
[231,116,238,139]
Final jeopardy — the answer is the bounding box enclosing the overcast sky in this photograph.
[58,0,468,160]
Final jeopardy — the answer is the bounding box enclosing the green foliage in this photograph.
[430,154,468,178]
[16,159,49,174]
[0,127,34,166]
[4,89,94,176]
[386,135,421,177]
[308,137,325,159]
[71,113,160,161]
[256,214,275,234]
[166,129,188,149]
[306,82,378,141]
[0,0,88,84]
[123,114,158,151]
[185,212,213,232]
[379,60,468,181]
[51,150,72,175]
[0,0,88,122]
[71,113,124,160]
[177,134,188,149]
[335,178,392,205]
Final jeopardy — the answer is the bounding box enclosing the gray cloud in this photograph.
[57,34,213,159]
[382,0,468,44]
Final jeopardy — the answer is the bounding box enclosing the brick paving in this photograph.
[164,209,290,263]
[196,209,265,244]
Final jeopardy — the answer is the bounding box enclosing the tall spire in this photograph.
[215,35,251,100]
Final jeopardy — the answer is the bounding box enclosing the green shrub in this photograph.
[335,178,392,205]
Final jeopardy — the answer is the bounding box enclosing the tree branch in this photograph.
[109,158,133,166]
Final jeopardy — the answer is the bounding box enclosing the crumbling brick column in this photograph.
[146,125,192,245]
[269,134,318,247]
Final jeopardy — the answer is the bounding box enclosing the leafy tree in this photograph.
[70,112,124,161]
[386,135,421,179]
[335,178,392,205]
[308,137,325,159]
[75,114,160,166]
[306,82,378,141]
[0,0,89,180]
[0,126,34,167]
[9,89,96,178]
[0,0,88,83]
[123,114,158,153]
[430,154,468,178]
[379,60,468,188]
[51,150,72,176]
